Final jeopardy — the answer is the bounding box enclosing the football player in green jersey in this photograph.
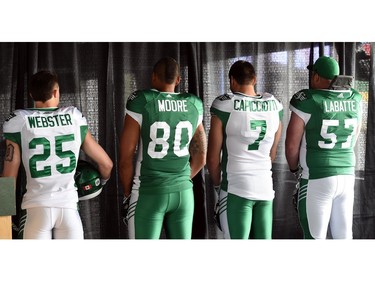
[285,56,362,239]
[119,57,207,239]
[2,70,113,239]
[207,60,283,239]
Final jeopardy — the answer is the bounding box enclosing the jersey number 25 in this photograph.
[29,134,76,178]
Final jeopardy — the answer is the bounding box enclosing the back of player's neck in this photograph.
[34,100,59,108]
[154,87,176,93]
[234,90,257,97]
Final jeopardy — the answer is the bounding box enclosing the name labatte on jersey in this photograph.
[291,88,361,114]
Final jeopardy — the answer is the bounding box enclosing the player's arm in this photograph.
[119,114,140,197]
[285,112,305,171]
[270,120,282,162]
[81,130,113,181]
[189,123,207,179]
[2,140,21,178]
[207,115,223,186]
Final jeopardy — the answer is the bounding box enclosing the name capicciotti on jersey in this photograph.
[3,106,88,209]
[210,92,283,200]
[125,89,203,194]
[290,88,362,179]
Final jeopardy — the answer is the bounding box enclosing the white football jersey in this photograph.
[3,106,88,209]
[210,92,283,200]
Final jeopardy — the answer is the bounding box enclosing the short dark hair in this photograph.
[153,57,180,84]
[29,70,59,102]
[228,60,256,85]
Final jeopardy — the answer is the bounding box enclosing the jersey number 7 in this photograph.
[247,120,267,151]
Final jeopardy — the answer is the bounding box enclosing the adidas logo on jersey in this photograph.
[218,93,232,101]
[5,112,16,122]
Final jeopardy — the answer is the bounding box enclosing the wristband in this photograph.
[290,167,299,173]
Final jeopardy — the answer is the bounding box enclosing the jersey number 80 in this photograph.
[148,121,193,159]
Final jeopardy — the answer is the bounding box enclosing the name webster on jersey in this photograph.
[27,114,73,129]
[323,100,357,113]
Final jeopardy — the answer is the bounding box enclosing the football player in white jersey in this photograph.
[207,60,283,239]
[2,70,113,239]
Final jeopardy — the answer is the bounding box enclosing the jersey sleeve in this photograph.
[70,107,88,144]
[351,88,363,124]
[210,93,233,122]
[272,95,284,121]
[289,89,314,123]
[192,94,204,126]
[125,91,144,125]
[351,88,363,109]
[3,110,25,145]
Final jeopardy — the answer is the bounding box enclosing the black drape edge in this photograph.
[103,42,122,238]
[335,42,345,74]
[14,43,27,110]
[11,43,29,238]
[10,43,18,111]
[364,43,375,175]
[185,42,202,98]
[308,43,315,88]
[319,42,325,57]
[185,42,209,238]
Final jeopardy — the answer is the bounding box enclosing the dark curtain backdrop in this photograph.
[0,42,373,239]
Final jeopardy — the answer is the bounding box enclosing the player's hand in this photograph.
[290,166,302,212]
[122,195,131,226]
[290,165,302,181]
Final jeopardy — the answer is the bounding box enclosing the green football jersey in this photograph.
[126,89,203,194]
[290,88,362,179]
